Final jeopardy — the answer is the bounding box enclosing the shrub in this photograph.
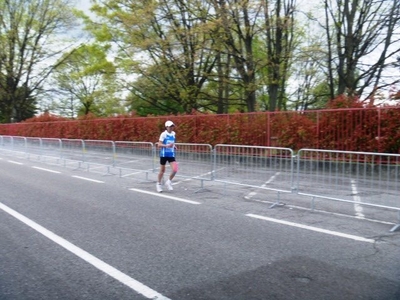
[0,96,399,153]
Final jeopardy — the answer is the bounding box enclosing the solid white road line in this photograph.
[129,188,201,205]
[32,166,61,174]
[72,176,104,183]
[0,202,171,300]
[351,179,365,219]
[246,214,375,243]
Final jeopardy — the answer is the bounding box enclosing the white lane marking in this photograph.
[129,188,201,205]
[32,166,61,174]
[8,160,23,165]
[244,172,280,200]
[246,214,375,243]
[350,179,365,219]
[0,202,171,300]
[173,167,224,185]
[251,199,395,225]
[121,171,148,178]
[72,176,104,183]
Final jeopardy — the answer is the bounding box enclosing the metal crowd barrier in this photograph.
[0,136,26,158]
[213,144,294,191]
[0,136,16,154]
[114,141,155,178]
[83,140,115,166]
[25,137,47,160]
[40,138,62,163]
[0,135,399,231]
[170,143,213,191]
[61,139,85,163]
[296,149,400,232]
[13,136,27,155]
[213,144,294,206]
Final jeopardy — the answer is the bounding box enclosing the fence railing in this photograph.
[114,141,155,177]
[213,144,294,195]
[296,149,400,208]
[1,135,399,232]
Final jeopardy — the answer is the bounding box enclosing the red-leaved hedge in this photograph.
[0,97,399,153]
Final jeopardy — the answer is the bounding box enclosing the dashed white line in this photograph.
[351,179,365,219]
[8,160,23,165]
[129,188,201,205]
[244,172,280,200]
[32,166,61,174]
[246,214,375,243]
[121,171,147,178]
[172,167,218,184]
[0,202,171,300]
[72,176,104,183]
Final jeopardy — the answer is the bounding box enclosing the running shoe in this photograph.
[165,179,173,191]
[156,183,163,193]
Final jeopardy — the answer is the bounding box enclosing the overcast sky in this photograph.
[74,0,91,11]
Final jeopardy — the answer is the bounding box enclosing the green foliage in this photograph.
[77,0,301,114]
[82,0,223,114]
[0,0,78,123]
[52,43,125,117]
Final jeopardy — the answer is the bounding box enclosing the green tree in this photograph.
[210,0,260,112]
[82,0,301,114]
[0,0,78,123]
[85,0,221,115]
[52,44,124,117]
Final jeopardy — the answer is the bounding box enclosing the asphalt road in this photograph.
[1,155,400,300]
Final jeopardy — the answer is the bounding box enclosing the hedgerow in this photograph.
[0,96,399,153]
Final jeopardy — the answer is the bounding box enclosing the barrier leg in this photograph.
[390,224,400,232]
[103,166,115,176]
[269,191,285,209]
[390,211,400,232]
[195,179,210,193]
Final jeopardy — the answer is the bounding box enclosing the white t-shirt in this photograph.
[159,130,176,157]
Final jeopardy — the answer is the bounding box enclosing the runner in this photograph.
[156,120,178,192]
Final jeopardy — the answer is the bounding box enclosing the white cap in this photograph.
[165,120,175,127]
